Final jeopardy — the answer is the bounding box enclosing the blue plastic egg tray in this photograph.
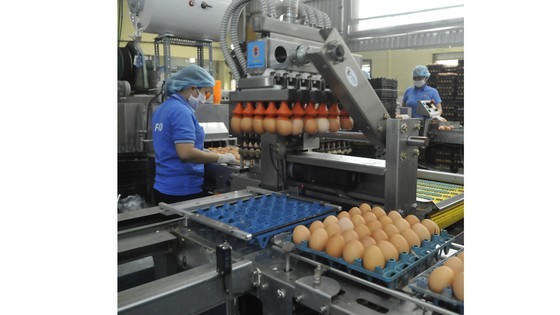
[294,230,456,289]
[408,248,464,314]
[195,194,338,249]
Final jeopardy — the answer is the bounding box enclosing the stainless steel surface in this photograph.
[407,136,430,147]
[195,103,230,132]
[434,193,464,210]
[158,190,254,213]
[287,151,386,176]
[315,131,368,142]
[417,169,464,185]
[118,231,176,255]
[118,260,253,315]
[229,89,298,102]
[260,133,285,190]
[295,275,341,313]
[307,28,389,148]
[237,76,276,89]
[428,129,464,145]
[251,14,325,43]
[199,122,229,140]
[118,96,152,153]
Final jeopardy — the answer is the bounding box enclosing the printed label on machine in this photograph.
[345,66,358,87]
[247,41,266,69]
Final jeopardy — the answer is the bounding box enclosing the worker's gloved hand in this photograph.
[217,153,238,165]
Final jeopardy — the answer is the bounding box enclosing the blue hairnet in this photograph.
[164,65,215,96]
[412,65,430,78]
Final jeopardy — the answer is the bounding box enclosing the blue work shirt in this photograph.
[402,85,442,118]
[152,93,205,195]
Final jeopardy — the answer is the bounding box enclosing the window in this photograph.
[362,59,372,79]
[433,52,463,67]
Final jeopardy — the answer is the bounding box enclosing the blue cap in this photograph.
[164,65,215,96]
[412,65,430,78]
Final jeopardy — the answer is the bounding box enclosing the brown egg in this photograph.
[377,240,399,262]
[325,234,345,258]
[363,245,385,270]
[325,222,342,238]
[457,251,464,262]
[317,117,329,133]
[387,210,402,222]
[328,117,340,133]
[401,228,422,248]
[383,224,400,238]
[428,266,455,294]
[276,118,293,136]
[452,272,464,301]
[354,223,371,239]
[308,228,329,251]
[372,206,387,219]
[263,117,276,133]
[363,212,377,223]
[411,223,431,242]
[421,219,441,235]
[371,229,389,244]
[309,220,325,234]
[348,207,362,217]
[292,225,310,244]
[393,218,411,233]
[350,215,366,227]
[444,257,464,275]
[252,117,265,135]
[338,217,355,231]
[323,215,339,226]
[342,240,364,264]
[389,233,410,254]
[366,220,383,232]
[342,229,359,243]
[379,216,394,227]
[359,203,372,213]
[230,117,242,134]
[359,236,377,249]
[291,117,304,135]
[340,116,354,130]
[404,214,420,227]
[304,117,318,135]
[241,117,253,133]
[337,211,351,219]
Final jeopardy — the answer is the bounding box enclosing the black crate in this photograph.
[370,77,398,90]
[374,89,398,99]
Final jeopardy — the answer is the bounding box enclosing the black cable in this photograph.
[268,144,287,189]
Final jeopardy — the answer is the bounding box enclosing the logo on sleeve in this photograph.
[154,123,163,132]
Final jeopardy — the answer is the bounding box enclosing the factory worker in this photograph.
[402,65,445,120]
[152,65,237,204]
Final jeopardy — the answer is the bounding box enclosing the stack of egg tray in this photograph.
[417,179,463,204]
[194,194,338,249]
[408,248,464,314]
[293,230,455,289]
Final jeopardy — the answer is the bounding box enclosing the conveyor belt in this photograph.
[417,179,464,229]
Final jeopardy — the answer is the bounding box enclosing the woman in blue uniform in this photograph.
[151,65,237,204]
[402,65,445,119]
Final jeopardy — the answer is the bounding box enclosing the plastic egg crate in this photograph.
[195,194,337,249]
[294,230,456,289]
[408,248,464,314]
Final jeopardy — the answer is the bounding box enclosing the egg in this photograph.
[328,117,340,133]
[401,228,422,248]
[387,210,402,222]
[366,220,383,232]
[428,266,455,294]
[421,219,441,235]
[359,203,372,213]
[323,215,339,226]
[325,234,345,258]
[452,271,464,301]
[371,229,389,244]
[340,116,354,130]
[304,117,318,135]
[292,225,310,244]
[252,117,265,134]
[404,214,420,227]
[350,215,366,226]
[411,223,431,242]
[342,229,359,243]
[372,206,387,219]
[363,212,377,223]
[263,117,276,133]
[325,222,342,238]
[309,220,325,234]
[393,218,411,233]
[337,217,355,231]
[276,118,293,136]
[230,116,242,134]
[308,228,329,251]
[354,223,371,239]
[383,224,400,238]
[241,117,253,133]
[379,216,394,227]
[317,117,329,132]
[342,240,364,264]
[359,236,377,249]
[348,207,362,217]
[444,257,464,275]
[457,251,464,262]
[337,211,351,219]
[291,117,304,135]
[363,245,385,270]
[389,233,410,253]
[377,240,399,262]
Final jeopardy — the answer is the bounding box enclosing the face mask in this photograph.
[188,89,206,109]
[413,79,426,88]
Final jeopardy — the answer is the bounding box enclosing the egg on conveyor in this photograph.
[404,214,420,227]
[342,229,359,243]
[354,223,371,239]
[401,228,421,248]
[452,271,464,301]
[308,228,329,251]
[421,219,440,235]
[359,236,377,249]
[389,233,410,254]
[317,117,329,133]
[457,251,464,262]
[337,217,355,231]
[411,222,431,242]
[383,224,400,238]
[359,203,372,213]
[371,229,389,244]
[387,210,402,222]
[276,118,293,136]
[325,222,342,238]
[309,220,325,234]
[292,225,310,244]
[323,215,339,226]
[350,215,366,227]
[393,218,411,233]
[444,256,464,275]
[428,266,455,294]
[342,239,364,264]
[377,240,399,262]
[372,206,387,219]
[337,211,351,219]
[348,207,362,216]
[325,234,345,258]
[366,220,383,233]
[363,245,385,270]
[363,212,377,223]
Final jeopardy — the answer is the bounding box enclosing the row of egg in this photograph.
[230,101,354,136]
[206,146,240,161]
[428,251,464,301]
[292,203,442,271]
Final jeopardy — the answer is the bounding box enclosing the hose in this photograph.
[220,0,252,82]
[268,0,277,18]
[322,11,331,28]
[303,4,317,26]
[231,3,249,73]
[298,3,309,25]
[314,8,324,28]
